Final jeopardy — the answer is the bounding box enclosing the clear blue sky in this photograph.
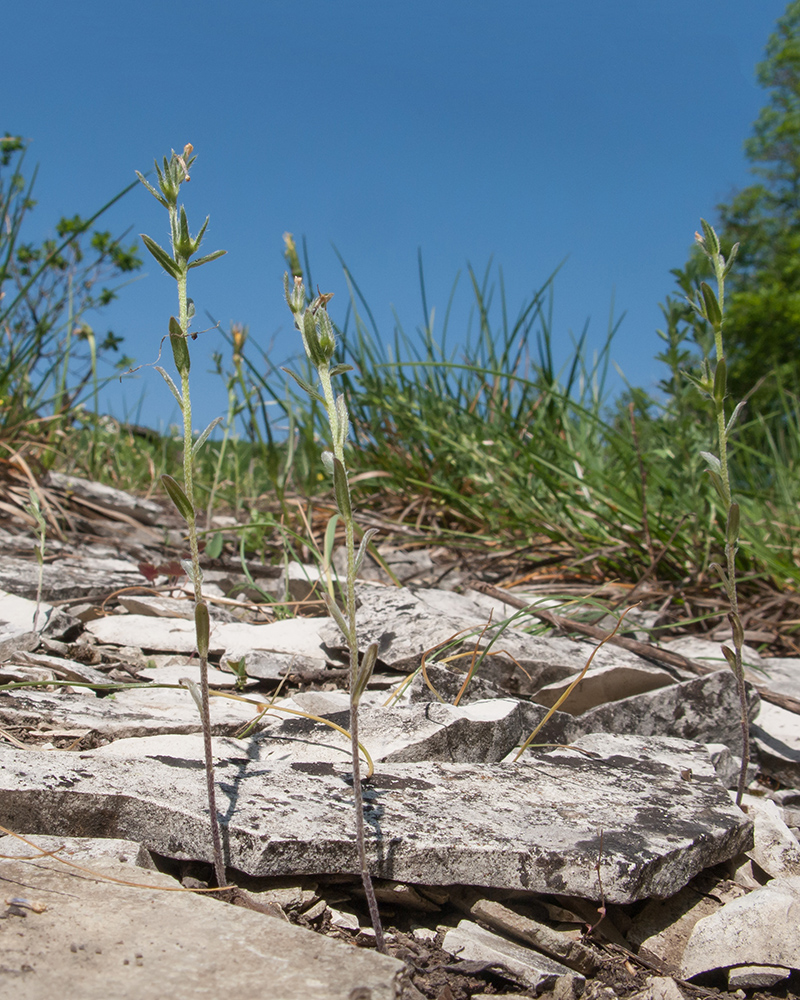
[6,1,787,433]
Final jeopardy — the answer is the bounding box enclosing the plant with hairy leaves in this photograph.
[683,219,750,806]
[137,145,227,885]
[284,273,386,953]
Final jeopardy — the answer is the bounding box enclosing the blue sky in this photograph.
[6,1,787,433]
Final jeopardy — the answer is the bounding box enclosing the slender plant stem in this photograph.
[691,222,749,806]
[285,275,386,951]
[139,148,228,888]
[175,254,226,888]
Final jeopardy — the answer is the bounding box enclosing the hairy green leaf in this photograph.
[162,474,194,523]
[141,233,181,279]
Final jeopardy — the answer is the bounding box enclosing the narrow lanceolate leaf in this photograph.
[726,400,746,437]
[700,218,720,256]
[329,363,354,377]
[699,451,722,474]
[323,514,340,569]
[181,560,203,588]
[710,561,730,595]
[352,642,378,706]
[188,248,227,269]
[713,356,727,405]
[281,366,324,403]
[155,366,183,408]
[192,416,223,456]
[193,215,211,251]
[700,281,722,327]
[707,469,727,503]
[162,474,195,523]
[726,503,740,546]
[180,676,204,715]
[323,592,350,640]
[332,456,351,519]
[723,241,740,277]
[728,611,745,651]
[321,450,335,475]
[136,171,168,209]
[195,600,210,659]
[720,644,738,673]
[176,204,193,257]
[169,316,191,374]
[681,370,711,397]
[141,233,182,279]
[354,528,379,576]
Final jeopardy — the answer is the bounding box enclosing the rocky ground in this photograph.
[0,472,799,1000]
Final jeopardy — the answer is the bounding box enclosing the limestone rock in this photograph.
[118,594,195,618]
[751,655,800,701]
[0,684,262,743]
[629,977,687,1000]
[627,875,746,971]
[752,701,800,786]
[45,471,165,524]
[681,875,800,979]
[0,856,403,1000]
[0,832,153,867]
[0,734,752,903]
[740,793,800,879]
[327,586,669,696]
[442,919,583,993]
[85,615,332,678]
[217,617,332,678]
[532,662,674,715]
[86,614,201,653]
[0,588,54,633]
[0,551,145,602]
[86,733,254,763]
[15,650,109,685]
[727,964,791,989]
[407,662,506,705]
[569,670,758,754]
[450,888,600,974]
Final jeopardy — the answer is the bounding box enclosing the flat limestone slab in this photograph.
[0,734,751,903]
[0,856,403,1000]
[0,685,261,742]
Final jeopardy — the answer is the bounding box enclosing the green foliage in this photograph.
[0,134,141,455]
[668,1,800,398]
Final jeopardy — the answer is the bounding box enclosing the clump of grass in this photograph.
[0,135,141,473]
[683,220,750,804]
[137,144,228,885]
[284,273,386,952]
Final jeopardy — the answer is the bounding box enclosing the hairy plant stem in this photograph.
[318,360,386,953]
[139,150,227,889]
[174,258,226,889]
[692,222,749,806]
[285,275,386,951]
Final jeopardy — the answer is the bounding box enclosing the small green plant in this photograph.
[683,220,750,805]
[137,144,227,885]
[284,274,386,952]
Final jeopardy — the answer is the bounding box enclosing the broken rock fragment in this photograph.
[442,919,584,993]
[680,875,800,980]
[568,669,758,755]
